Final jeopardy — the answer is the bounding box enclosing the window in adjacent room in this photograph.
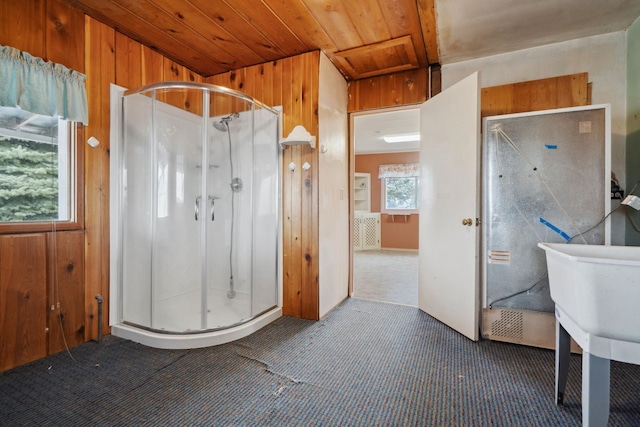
[379,163,420,214]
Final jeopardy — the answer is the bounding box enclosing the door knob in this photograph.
[462,218,473,226]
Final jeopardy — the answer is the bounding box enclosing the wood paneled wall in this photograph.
[1,1,326,373]
[206,52,321,319]
[83,15,113,344]
[481,72,589,118]
[48,231,86,354]
[0,231,85,371]
[0,0,88,372]
[0,1,211,372]
[0,0,85,73]
[347,68,428,112]
[0,234,47,372]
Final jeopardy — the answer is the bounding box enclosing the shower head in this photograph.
[213,112,240,132]
[213,120,227,132]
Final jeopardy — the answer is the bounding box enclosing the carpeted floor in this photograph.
[1,298,639,426]
[353,250,418,306]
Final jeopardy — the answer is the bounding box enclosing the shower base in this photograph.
[150,287,255,332]
[112,306,281,349]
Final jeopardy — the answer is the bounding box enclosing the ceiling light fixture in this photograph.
[383,134,420,143]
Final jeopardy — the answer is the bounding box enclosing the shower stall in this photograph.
[109,82,281,349]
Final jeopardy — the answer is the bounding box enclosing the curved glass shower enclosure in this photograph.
[110,82,281,348]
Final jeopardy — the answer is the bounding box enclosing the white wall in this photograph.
[318,52,349,318]
[442,32,628,244]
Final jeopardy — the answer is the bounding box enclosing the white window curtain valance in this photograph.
[378,163,420,179]
[0,45,88,124]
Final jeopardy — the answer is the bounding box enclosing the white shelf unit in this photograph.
[354,212,381,251]
[354,172,371,212]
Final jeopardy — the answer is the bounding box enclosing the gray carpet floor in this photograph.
[1,298,639,426]
[353,250,418,306]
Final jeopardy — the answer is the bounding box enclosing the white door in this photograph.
[418,72,481,341]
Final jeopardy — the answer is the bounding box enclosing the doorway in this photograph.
[350,106,420,306]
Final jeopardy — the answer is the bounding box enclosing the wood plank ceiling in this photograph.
[65,0,438,80]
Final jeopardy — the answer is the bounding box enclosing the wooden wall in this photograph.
[0,0,210,372]
[0,0,87,372]
[346,69,587,118]
[0,234,47,371]
[481,72,589,118]
[0,220,85,372]
[206,52,322,319]
[348,68,428,112]
[1,0,325,373]
[0,0,85,73]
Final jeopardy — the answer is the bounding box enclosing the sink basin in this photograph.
[539,242,640,351]
[539,242,640,426]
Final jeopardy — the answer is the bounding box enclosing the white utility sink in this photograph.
[539,243,640,426]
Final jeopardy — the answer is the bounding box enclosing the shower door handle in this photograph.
[195,196,201,221]
[209,196,219,221]
[210,197,215,221]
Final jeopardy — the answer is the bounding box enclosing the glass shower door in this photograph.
[121,93,153,329]
[251,107,279,315]
[206,103,254,329]
[151,88,204,332]
[117,82,280,342]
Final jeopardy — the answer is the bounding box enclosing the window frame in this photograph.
[0,123,84,234]
[380,176,420,215]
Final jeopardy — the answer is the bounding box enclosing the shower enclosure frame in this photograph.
[108,81,283,349]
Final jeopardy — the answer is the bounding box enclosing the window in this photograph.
[383,177,419,212]
[0,106,82,231]
[379,163,420,214]
[0,45,87,232]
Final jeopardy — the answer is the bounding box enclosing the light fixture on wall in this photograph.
[280,125,316,149]
[383,134,420,143]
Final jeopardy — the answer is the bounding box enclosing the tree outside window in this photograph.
[0,136,58,221]
[385,177,419,210]
[0,108,73,224]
